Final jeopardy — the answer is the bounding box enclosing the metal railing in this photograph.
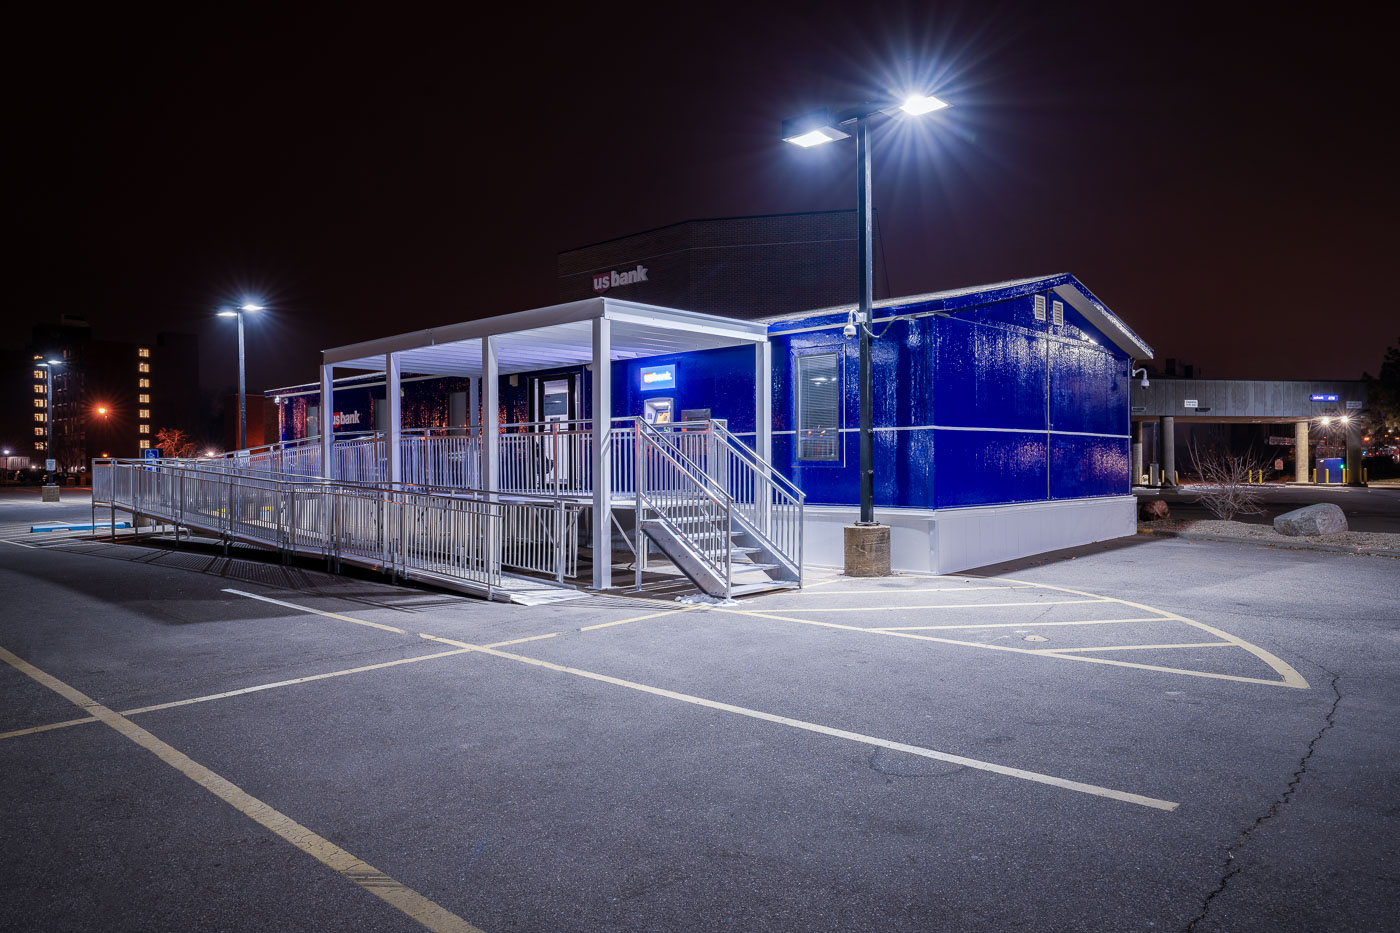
[634,419,734,590]
[91,458,583,595]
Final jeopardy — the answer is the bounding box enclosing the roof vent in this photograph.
[1033,295,1047,321]
[1052,300,1064,325]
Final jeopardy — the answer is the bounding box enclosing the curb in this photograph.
[1137,527,1400,559]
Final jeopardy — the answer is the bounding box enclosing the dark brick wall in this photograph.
[557,211,886,319]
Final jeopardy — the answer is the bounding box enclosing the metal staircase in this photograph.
[633,419,803,598]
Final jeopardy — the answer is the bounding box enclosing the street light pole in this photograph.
[236,311,247,450]
[854,114,875,524]
[218,303,264,451]
[782,92,949,568]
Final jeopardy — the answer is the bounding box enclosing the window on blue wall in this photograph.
[796,352,840,461]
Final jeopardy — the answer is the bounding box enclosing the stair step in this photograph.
[731,562,780,572]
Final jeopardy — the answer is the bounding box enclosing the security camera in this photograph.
[843,321,858,338]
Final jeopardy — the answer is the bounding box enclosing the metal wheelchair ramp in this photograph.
[91,459,586,605]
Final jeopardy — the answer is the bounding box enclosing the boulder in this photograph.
[1139,499,1170,521]
[1273,503,1347,536]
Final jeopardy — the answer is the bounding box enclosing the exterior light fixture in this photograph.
[899,93,949,115]
[781,109,851,147]
[1132,367,1150,388]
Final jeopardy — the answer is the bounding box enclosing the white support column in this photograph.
[386,352,401,485]
[755,340,772,463]
[482,338,499,494]
[469,374,480,429]
[591,317,612,589]
[319,363,334,479]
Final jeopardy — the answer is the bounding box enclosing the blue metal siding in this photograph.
[932,429,1049,508]
[932,316,1048,431]
[608,346,756,432]
[1050,434,1130,499]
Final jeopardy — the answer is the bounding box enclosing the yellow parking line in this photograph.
[871,617,1168,632]
[0,647,478,743]
[416,632,1177,811]
[766,598,1109,613]
[223,588,408,634]
[0,715,95,741]
[0,645,482,933]
[713,606,1304,688]
[580,606,700,631]
[994,578,1309,689]
[1035,642,1233,653]
[786,585,1036,596]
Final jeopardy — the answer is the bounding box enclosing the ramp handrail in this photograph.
[634,419,735,592]
[91,458,583,591]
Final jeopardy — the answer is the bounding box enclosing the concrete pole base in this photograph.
[843,523,890,577]
[41,484,60,503]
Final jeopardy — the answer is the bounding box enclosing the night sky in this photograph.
[11,1,1394,397]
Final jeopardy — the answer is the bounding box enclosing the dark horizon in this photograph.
[11,1,1394,396]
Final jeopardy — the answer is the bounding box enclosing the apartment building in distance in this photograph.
[25,316,200,471]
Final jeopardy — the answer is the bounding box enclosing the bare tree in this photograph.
[1185,439,1270,520]
[154,427,197,459]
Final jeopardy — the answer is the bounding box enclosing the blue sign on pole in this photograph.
[143,448,162,460]
[1310,394,1338,402]
[640,364,676,391]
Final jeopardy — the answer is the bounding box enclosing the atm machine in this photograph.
[643,397,673,425]
[532,375,577,486]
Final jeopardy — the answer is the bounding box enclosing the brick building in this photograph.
[556,210,887,319]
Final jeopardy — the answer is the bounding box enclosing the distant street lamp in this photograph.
[217,303,265,450]
[36,359,62,477]
[782,92,949,573]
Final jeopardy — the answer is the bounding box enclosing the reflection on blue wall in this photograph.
[270,276,1137,510]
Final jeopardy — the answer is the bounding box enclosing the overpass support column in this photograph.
[1295,421,1310,484]
[1159,416,1175,486]
[1131,421,1143,487]
[1346,419,1364,486]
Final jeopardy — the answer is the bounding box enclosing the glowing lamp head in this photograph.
[96,406,107,415]
[216,310,238,317]
[1321,417,1331,425]
[781,108,850,148]
[1340,416,1351,425]
[898,93,949,116]
[787,128,840,147]
[239,303,265,312]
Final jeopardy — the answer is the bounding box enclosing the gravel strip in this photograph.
[1138,518,1400,556]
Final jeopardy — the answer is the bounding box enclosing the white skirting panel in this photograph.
[800,496,1138,575]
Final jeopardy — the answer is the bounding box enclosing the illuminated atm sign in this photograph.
[1310,394,1338,402]
[640,364,676,391]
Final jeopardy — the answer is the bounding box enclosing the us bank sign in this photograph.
[592,264,649,294]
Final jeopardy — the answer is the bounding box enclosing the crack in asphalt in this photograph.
[1184,665,1342,932]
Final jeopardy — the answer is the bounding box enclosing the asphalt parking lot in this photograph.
[2,489,1397,932]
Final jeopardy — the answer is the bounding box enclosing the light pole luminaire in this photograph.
[782,93,949,567]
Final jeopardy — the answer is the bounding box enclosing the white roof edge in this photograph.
[1051,284,1153,359]
[602,298,768,342]
[323,298,605,365]
[323,296,769,366]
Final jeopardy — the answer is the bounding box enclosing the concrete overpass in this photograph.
[1130,378,1368,486]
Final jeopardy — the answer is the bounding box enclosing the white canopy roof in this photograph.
[323,297,767,376]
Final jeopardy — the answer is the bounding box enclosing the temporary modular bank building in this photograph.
[259,273,1151,597]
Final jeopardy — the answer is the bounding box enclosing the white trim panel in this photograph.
[800,497,1137,574]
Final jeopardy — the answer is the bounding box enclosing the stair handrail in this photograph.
[708,421,805,504]
[635,418,735,591]
[706,421,804,583]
